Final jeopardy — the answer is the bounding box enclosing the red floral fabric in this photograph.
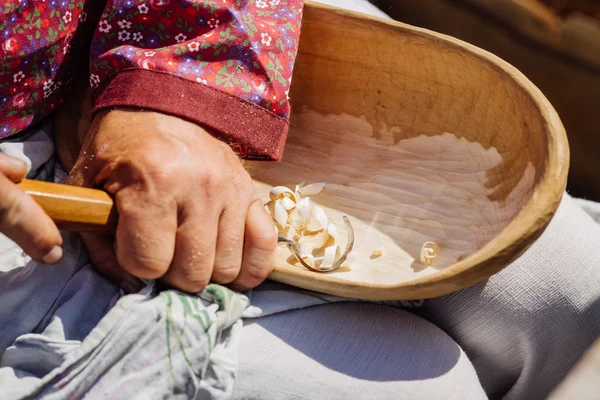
[0,0,304,159]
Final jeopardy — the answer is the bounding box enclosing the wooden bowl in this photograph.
[249,2,569,300]
[54,2,569,300]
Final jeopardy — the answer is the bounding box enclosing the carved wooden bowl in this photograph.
[54,2,569,300]
[249,3,569,300]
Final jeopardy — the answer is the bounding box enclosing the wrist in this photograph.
[96,109,214,142]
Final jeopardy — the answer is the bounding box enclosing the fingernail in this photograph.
[6,155,27,170]
[42,246,63,264]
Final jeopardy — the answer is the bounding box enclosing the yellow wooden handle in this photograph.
[18,179,117,233]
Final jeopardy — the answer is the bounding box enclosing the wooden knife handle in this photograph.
[17,179,118,233]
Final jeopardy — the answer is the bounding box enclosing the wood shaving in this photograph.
[420,241,439,265]
[371,247,384,258]
[266,182,354,272]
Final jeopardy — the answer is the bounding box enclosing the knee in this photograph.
[236,303,486,399]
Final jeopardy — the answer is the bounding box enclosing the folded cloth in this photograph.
[1,280,251,399]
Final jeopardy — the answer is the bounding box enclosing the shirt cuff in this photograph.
[92,69,289,161]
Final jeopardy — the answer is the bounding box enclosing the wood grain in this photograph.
[17,179,117,233]
[51,1,569,300]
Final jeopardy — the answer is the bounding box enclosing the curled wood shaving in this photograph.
[278,217,354,272]
[298,182,326,197]
[420,241,439,265]
[267,182,354,272]
[270,186,296,203]
[280,197,296,211]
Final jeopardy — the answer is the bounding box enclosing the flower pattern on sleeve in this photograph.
[0,0,303,139]
[91,0,303,118]
[0,0,89,137]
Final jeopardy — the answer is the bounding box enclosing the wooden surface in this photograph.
[52,1,569,300]
[548,338,600,399]
[372,0,600,200]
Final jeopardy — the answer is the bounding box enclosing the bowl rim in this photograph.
[269,1,570,300]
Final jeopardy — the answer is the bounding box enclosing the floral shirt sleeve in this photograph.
[0,0,304,160]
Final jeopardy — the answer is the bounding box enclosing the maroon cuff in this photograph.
[92,69,289,161]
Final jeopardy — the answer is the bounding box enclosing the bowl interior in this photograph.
[249,5,549,285]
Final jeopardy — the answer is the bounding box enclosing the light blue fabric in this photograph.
[246,280,421,318]
[0,213,253,399]
[0,262,251,399]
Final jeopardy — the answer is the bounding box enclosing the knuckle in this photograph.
[135,153,177,186]
[200,169,225,197]
[115,202,145,226]
[149,170,172,188]
[147,163,175,186]
[137,151,164,171]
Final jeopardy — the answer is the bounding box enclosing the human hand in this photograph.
[0,153,63,264]
[68,110,277,293]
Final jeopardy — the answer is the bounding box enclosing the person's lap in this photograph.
[234,302,487,399]
[418,193,600,399]
[0,120,485,399]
